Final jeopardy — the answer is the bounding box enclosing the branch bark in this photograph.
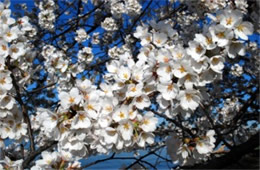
[7,61,35,152]
[22,141,57,168]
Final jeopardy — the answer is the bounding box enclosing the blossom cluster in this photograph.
[101,0,143,32]
[37,0,56,31]
[33,80,158,158]
[0,0,257,169]
[31,151,81,170]
[0,1,35,143]
[166,130,216,166]
[75,28,90,43]
[108,0,142,18]
[33,6,254,166]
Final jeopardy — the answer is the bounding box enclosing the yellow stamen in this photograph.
[119,111,125,118]
[216,32,225,38]
[167,84,174,91]
[136,96,143,103]
[68,97,75,103]
[123,123,130,130]
[186,93,192,101]
[196,45,203,53]
[179,66,186,73]
[226,17,233,25]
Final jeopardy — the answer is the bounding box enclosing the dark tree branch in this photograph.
[22,141,58,168]
[7,62,35,152]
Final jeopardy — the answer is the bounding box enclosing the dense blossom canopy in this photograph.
[0,0,259,169]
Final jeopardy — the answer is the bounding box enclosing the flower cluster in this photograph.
[33,77,158,157]
[0,0,35,143]
[75,28,90,43]
[31,151,81,170]
[166,130,216,165]
[101,17,118,32]
[108,0,142,18]
[35,6,253,164]
[1,0,257,169]
[37,0,56,31]
[131,7,252,165]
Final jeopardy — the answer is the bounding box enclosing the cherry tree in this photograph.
[0,0,259,169]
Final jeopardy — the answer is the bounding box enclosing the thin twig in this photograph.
[125,144,165,169]
[22,141,57,168]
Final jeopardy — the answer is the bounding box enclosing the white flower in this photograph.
[210,55,225,73]
[0,71,12,91]
[112,105,129,122]
[178,73,199,90]
[55,58,69,73]
[1,123,15,139]
[196,140,213,154]
[194,33,216,50]
[196,130,216,155]
[75,28,89,42]
[77,78,94,92]
[157,63,173,82]
[38,108,58,130]
[0,56,5,70]
[0,40,9,58]
[187,41,206,62]
[210,24,233,47]
[190,56,209,74]
[101,17,118,31]
[178,90,200,111]
[171,45,186,61]
[84,100,100,119]
[59,87,82,109]
[118,120,133,141]
[117,66,131,82]
[206,130,216,144]
[126,83,143,97]
[103,127,118,144]
[0,95,15,110]
[3,26,20,42]
[14,122,27,139]
[152,32,168,47]
[134,25,149,39]
[218,9,243,29]
[234,21,254,40]
[98,114,112,128]
[106,60,120,74]
[133,94,151,109]
[177,144,191,159]
[173,61,191,78]
[140,32,153,46]
[17,16,32,31]
[35,151,59,167]
[156,48,172,63]
[137,132,155,147]
[157,82,179,100]
[78,47,93,63]
[226,41,245,58]
[128,105,138,120]
[71,111,91,129]
[9,43,25,60]
[140,112,158,133]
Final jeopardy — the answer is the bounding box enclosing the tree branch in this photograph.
[7,62,35,152]
[22,141,57,168]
